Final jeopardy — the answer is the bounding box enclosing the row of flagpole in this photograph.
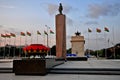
[0,30,54,45]
[87,27,110,58]
[0,28,55,58]
[87,27,110,47]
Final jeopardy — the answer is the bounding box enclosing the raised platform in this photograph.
[13,58,64,75]
[67,57,87,61]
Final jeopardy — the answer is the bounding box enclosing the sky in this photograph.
[0,0,120,50]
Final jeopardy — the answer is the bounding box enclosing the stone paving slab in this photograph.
[0,58,120,69]
[0,73,120,80]
[0,59,120,80]
[54,59,120,69]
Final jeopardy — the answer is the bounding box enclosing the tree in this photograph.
[67,48,71,54]
[50,45,56,56]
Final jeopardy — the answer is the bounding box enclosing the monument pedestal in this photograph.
[13,59,46,75]
[13,58,64,75]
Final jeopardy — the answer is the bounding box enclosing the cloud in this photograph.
[66,17,74,26]
[46,4,58,15]
[46,3,73,15]
[0,5,15,9]
[0,26,20,35]
[85,21,99,25]
[63,5,73,14]
[87,3,120,18]
[6,27,21,35]
[0,25,3,28]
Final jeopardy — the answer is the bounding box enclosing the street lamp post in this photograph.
[45,25,50,56]
[45,25,50,47]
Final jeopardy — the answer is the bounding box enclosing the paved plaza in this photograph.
[0,58,120,80]
[54,58,120,69]
[0,73,120,80]
[1,58,120,69]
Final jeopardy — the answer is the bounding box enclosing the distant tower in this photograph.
[56,3,66,59]
[71,31,85,57]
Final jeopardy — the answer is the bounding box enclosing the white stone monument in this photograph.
[71,31,85,57]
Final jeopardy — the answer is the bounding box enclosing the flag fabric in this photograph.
[37,31,41,35]
[6,34,11,38]
[104,27,109,32]
[88,28,92,32]
[44,31,48,35]
[20,32,25,36]
[26,31,31,36]
[50,30,54,34]
[96,28,101,33]
[10,33,16,37]
[1,34,5,37]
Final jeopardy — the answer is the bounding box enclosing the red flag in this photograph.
[10,33,16,37]
[96,28,101,33]
[44,31,48,35]
[6,34,11,38]
[104,27,109,32]
[50,30,54,34]
[1,34,6,38]
[20,32,25,36]
[88,28,92,32]
[26,31,31,36]
[37,31,41,35]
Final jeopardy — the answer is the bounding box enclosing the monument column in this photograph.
[56,3,66,59]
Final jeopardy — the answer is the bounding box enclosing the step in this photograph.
[0,68,13,73]
[48,68,120,75]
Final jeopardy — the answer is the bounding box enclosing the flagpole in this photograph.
[0,36,1,56]
[45,25,50,47]
[96,31,98,59]
[37,33,38,44]
[96,28,102,59]
[13,37,16,58]
[19,36,21,57]
[4,32,7,58]
[49,30,51,56]
[47,34,48,47]
[31,31,33,44]
[88,31,89,50]
[8,35,11,58]
[50,34,51,56]
[108,39,109,48]
[113,26,115,59]
[4,37,6,58]
[87,30,90,57]
[46,25,49,47]
[44,33,45,45]
[31,35,32,44]
[25,34,27,57]
[104,31,107,59]
[3,37,5,58]
[25,33,27,45]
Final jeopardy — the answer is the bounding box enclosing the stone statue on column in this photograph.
[56,3,66,59]
[58,3,63,14]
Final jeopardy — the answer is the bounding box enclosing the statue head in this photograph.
[60,3,62,6]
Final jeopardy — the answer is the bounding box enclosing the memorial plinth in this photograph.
[56,14,66,59]
[13,44,64,75]
[13,59,46,75]
[13,58,64,75]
